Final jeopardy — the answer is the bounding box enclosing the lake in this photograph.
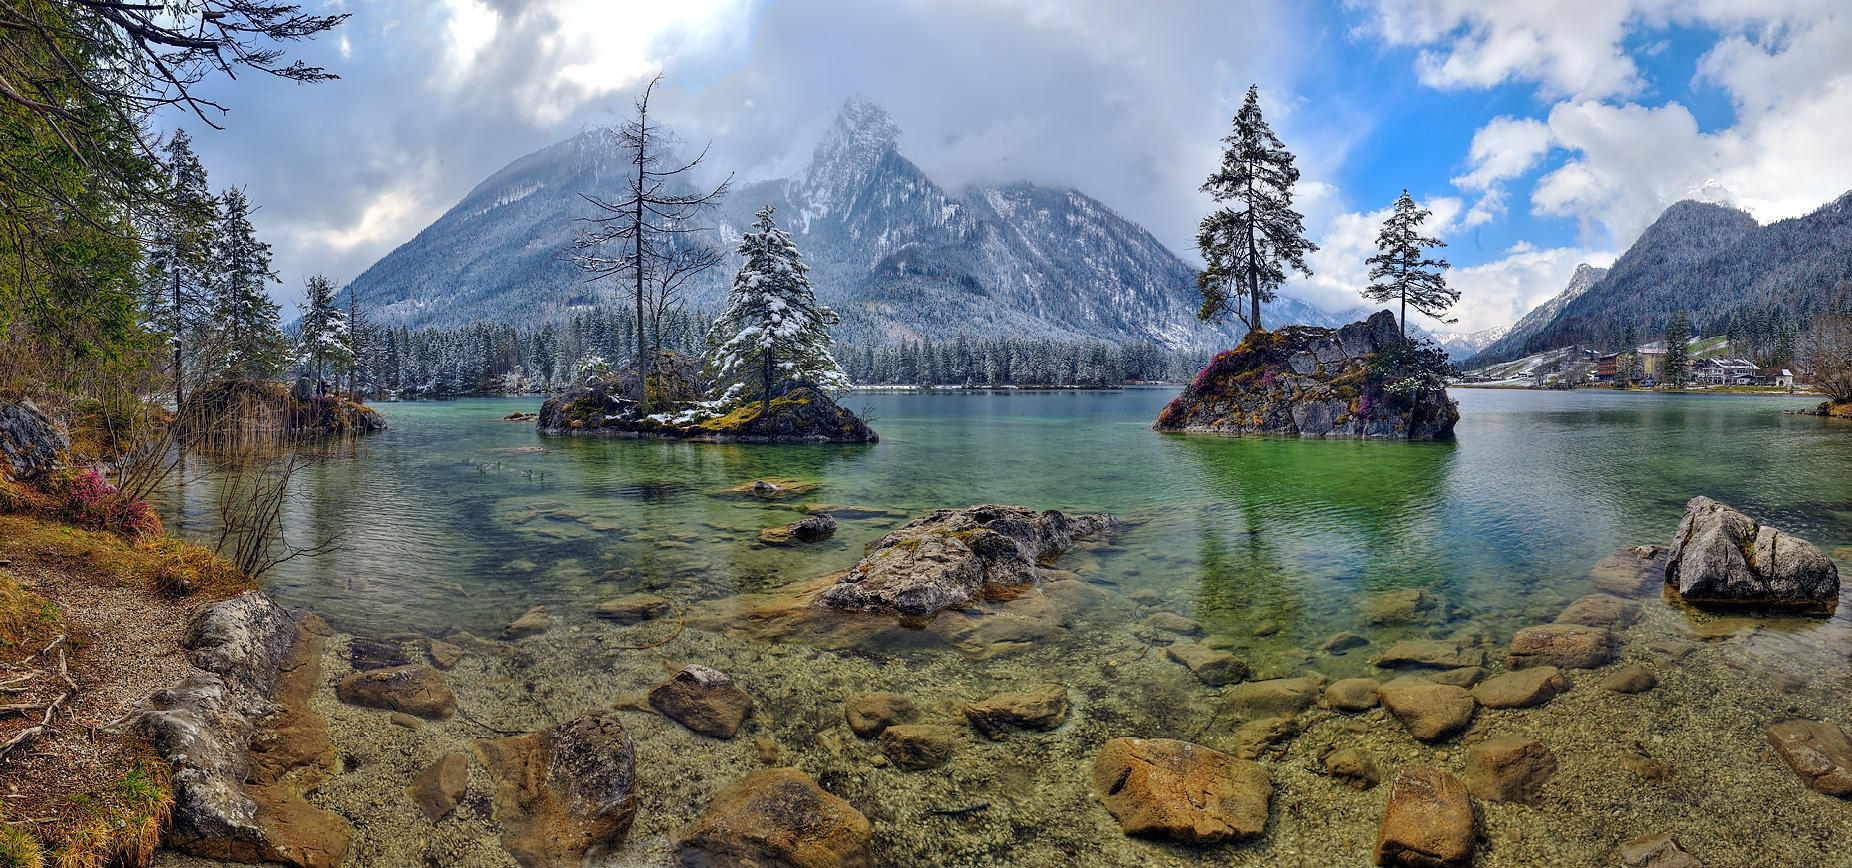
[155,387,1852,867]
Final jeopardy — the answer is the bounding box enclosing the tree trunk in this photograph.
[172,263,183,410]
[635,111,649,410]
[761,349,773,412]
[1246,172,1261,334]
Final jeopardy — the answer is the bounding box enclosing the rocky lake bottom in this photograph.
[145,390,1852,866]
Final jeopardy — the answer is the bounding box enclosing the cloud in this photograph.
[1360,0,1651,100]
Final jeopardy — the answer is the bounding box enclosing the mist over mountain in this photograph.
[1470,194,1852,365]
[347,98,1351,349]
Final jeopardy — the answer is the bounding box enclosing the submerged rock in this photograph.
[963,683,1068,739]
[1091,737,1272,843]
[426,638,463,670]
[677,768,873,868]
[501,605,552,640]
[650,665,755,739]
[1379,679,1476,741]
[1665,496,1839,612]
[1223,677,1322,719]
[816,504,1117,619]
[1591,545,1668,597]
[1620,833,1704,868]
[1364,588,1447,625]
[1376,766,1475,867]
[1144,612,1204,635]
[1325,748,1381,790]
[1325,678,1382,712]
[1507,623,1615,670]
[409,752,468,822]
[595,593,674,625]
[471,711,639,868]
[1377,639,1485,670]
[877,724,954,771]
[334,664,458,719]
[1152,310,1458,439]
[1766,719,1852,797]
[1601,665,1658,694]
[1472,667,1569,709]
[1464,736,1556,803]
[1554,593,1643,627]
[760,513,839,545]
[843,691,920,738]
[1167,644,1250,686]
[1232,716,1300,760]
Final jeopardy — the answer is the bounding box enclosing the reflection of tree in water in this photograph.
[1165,434,1459,622]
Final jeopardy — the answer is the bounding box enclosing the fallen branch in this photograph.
[608,600,685,651]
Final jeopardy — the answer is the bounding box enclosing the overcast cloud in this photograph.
[179,0,1852,334]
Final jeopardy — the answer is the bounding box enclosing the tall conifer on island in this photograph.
[1664,311,1692,389]
[1194,85,1317,334]
[1362,190,1456,338]
[296,274,351,383]
[707,206,849,410]
[572,73,730,410]
[211,187,285,379]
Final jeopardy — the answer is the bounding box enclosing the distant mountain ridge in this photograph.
[1471,193,1852,364]
[346,98,1352,348]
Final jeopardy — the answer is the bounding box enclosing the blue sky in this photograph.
[179,0,1852,333]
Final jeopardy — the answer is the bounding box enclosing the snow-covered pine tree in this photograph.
[296,274,351,383]
[708,206,849,409]
[1363,189,1456,338]
[210,186,286,379]
[1195,85,1317,334]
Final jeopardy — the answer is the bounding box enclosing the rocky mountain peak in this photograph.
[802,97,904,209]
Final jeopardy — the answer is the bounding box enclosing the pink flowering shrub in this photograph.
[42,468,162,538]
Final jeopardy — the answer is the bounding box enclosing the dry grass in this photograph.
[0,516,251,601]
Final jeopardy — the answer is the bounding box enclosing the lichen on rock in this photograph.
[1152,310,1458,439]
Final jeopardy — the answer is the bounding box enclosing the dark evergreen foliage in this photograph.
[1194,85,1317,333]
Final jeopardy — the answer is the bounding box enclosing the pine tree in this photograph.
[210,186,285,379]
[707,206,849,409]
[296,274,350,383]
[143,129,218,406]
[1663,311,1693,389]
[1363,190,1455,338]
[1194,85,1317,334]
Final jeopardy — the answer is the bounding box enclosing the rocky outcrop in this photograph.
[1153,311,1458,439]
[538,383,877,443]
[677,768,873,868]
[1665,496,1840,612]
[131,593,351,867]
[1376,766,1475,867]
[816,504,1118,620]
[1092,737,1271,843]
[471,711,639,868]
[0,399,68,479]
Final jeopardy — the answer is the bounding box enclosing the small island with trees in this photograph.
[1155,86,1460,440]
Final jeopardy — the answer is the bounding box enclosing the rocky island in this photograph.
[1153,311,1459,439]
[537,380,876,443]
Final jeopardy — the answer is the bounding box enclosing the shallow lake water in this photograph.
[153,387,1852,867]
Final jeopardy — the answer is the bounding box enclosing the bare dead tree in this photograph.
[1806,313,1852,404]
[572,72,730,410]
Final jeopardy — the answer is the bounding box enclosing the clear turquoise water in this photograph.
[158,387,1852,641]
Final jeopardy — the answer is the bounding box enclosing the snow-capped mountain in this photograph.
[348,98,1351,348]
[1427,325,1508,360]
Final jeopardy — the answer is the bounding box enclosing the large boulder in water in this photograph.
[816,504,1118,620]
[1665,496,1840,612]
[1152,310,1458,439]
[538,383,876,443]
